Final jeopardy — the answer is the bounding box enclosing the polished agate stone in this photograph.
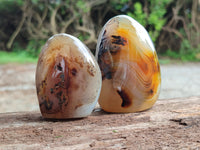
[96,15,161,113]
[36,33,102,119]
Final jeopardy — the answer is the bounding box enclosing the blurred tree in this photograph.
[111,0,172,43]
[0,0,109,52]
[24,0,109,51]
[0,0,199,59]
[157,0,200,55]
[0,0,24,50]
[128,0,172,43]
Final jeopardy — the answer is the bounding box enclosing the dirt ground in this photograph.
[0,64,38,112]
[0,97,200,149]
[0,62,200,113]
[0,63,200,149]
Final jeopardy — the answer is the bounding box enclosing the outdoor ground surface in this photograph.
[0,63,200,149]
[0,97,199,149]
[0,62,200,113]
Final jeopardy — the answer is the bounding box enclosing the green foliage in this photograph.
[111,0,129,11]
[112,130,118,133]
[127,0,172,43]
[0,0,22,12]
[26,40,45,57]
[158,58,171,65]
[165,50,180,59]
[164,40,200,62]
[111,0,170,43]
[55,135,62,138]
[78,34,90,42]
[13,40,45,58]
[31,0,39,5]
[0,0,199,63]
[76,0,89,13]
[0,51,37,64]
[179,39,200,61]
[127,2,147,26]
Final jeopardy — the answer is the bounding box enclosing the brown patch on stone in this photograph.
[98,52,113,80]
[75,104,83,109]
[44,99,53,110]
[50,45,63,52]
[157,61,160,73]
[71,68,77,76]
[74,57,84,68]
[117,89,132,107]
[38,54,84,116]
[111,35,127,46]
[149,89,154,95]
[87,65,96,77]
[57,63,62,71]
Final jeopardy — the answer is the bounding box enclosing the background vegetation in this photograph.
[0,0,200,63]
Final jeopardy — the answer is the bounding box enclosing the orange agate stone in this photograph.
[36,34,102,119]
[96,15,161,113]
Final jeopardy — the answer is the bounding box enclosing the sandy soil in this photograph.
[0,64,38,112]
[0,97,200,149]
[0,63,200,149]
[1,63,200,113]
